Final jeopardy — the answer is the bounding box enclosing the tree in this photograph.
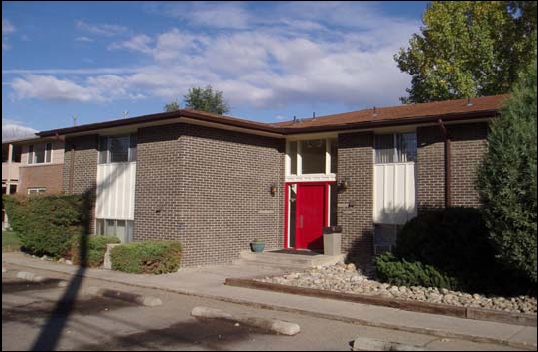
[163,101,180,112]
[184,85,230,115]
[477,61,537,283]
[395,1,537,103]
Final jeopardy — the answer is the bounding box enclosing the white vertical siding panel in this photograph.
[96,163,136,221]
[394,164,406,223]
[384,164,394,223]
[373,165,384,223]
[129,164,136,219]
[406,163,417,220]
[373,162,416,225]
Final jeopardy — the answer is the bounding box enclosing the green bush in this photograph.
[478,61,537,283]
[69,235,120,267]
[110,241,182,274]
[389,207,524,294]
[2,194,90,258]
[394,208,497,275]
[374,252,460,290]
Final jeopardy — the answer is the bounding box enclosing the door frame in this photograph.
[284,181,335,249]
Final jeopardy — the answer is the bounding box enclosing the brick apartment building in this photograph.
[2,136,65,229]
[35,94,508,267]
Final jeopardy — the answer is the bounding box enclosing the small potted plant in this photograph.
[250,238,265,252]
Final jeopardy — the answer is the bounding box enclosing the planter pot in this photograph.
[250,241,265,252]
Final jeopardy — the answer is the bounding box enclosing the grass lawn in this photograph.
[2,230,21,251]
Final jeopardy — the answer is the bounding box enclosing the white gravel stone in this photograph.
[256,264,537,314]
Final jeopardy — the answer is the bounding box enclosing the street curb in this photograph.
[191,306,301,335]
[3,260,536,351]
[86,286,162,307]
[352,336,426,351]
[16,271,45,282]
[224,278,537,328]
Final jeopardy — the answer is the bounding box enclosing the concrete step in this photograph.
[237,250,345,271]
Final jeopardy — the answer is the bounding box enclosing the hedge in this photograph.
[110,241,182,274]
[69,235,120,267]
[374,252,460,290]
[2,194,91,258]
[382,207,528,295]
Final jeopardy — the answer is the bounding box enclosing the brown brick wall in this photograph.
[417,122,488,210]
[18,164,63,195]
[417,126,446,210]
[449,122,488,207]
[62,135,98,233]
[337,132,374,268]
[134,123,285,267]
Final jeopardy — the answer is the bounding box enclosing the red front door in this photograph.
[296,183,326,250]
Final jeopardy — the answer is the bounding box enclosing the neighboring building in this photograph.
[2,138,23,229]
[2,136,65,229]
[17,136,65,195]
[36,94,508,268]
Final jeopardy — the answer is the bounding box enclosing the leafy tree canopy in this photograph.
[395,1,537,103]
[185,85,230,114]
[163,101,180,112]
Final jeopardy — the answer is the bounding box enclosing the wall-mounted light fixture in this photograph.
[337,177,349,191]
[270,183,277,196]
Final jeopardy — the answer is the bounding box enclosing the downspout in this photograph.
[437,119,451,208]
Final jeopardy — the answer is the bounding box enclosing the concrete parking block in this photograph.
[86,286,162,307]
[191,306,300,336]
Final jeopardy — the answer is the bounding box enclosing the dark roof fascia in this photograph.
[38,108,500,138]
[38,110,281,137]
[280,109,499,134]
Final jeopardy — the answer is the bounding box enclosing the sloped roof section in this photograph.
[273,94,509,130]
[38,94,509,137]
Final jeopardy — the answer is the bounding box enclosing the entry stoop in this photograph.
[234,249,346,270]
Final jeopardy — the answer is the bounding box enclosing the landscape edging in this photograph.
[224,277,537,327]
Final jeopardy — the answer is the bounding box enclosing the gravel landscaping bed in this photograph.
[256,262,537,314]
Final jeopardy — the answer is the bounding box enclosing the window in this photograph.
[28,143,52,165]
[289,141,297,175]
[28,187,46,195]
[99,134,137,164]
[374,133,416,164]
[287,138,337,176]
[96,218,134,243]
[373,224,401,255]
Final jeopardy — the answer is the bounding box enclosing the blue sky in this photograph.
[2,1,428,138]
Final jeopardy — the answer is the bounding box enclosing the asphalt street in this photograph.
[2,263,527,351]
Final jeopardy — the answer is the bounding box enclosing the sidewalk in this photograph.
[2,252,536,350]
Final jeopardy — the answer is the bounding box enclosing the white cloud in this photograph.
[8,2,420,110]
[10,75,104,102]
[75,36,94,42]
[75,20,129,36]
[2,19,15,34]
[148,2,250,29]
[2,18,16,51]
[2,119,37,140]
[108,34,153,55]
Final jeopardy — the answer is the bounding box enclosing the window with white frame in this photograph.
[28,143,52,164]
[28,187,46,195]
[98,134,137,164]
[287,138,337,176]
[374,133,416,164]
[96,218,134,243]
